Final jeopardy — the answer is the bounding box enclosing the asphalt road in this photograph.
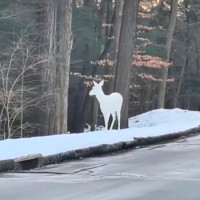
[1,135,200,200]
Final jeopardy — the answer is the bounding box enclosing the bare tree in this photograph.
[0,34,47,139]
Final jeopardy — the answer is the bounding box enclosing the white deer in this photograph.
[89,80,123,130]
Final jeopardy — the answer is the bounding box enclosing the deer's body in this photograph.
[89,80,123,130]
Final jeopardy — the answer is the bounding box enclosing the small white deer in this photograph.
[89,80,123,130]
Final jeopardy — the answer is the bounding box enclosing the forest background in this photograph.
[0,0,200,140]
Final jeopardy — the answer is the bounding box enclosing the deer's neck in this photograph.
[95,88,106,103]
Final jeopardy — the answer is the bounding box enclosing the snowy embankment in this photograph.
[1,108,200,160]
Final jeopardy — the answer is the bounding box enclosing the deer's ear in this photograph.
[93,81,98,86]
[99,80,104,87]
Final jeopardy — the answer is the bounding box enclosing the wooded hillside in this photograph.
[0,0,200,139]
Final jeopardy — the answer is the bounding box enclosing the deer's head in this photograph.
[89,80,104,96]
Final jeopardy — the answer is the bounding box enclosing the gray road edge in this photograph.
[1,126,200,173]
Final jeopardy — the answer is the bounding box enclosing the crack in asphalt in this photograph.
[88,172,200,183]
[147,144,166,150]
[11,163,108,175]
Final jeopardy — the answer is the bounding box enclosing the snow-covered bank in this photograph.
[0,108,200,160]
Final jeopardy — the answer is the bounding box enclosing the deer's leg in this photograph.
[110,112,116,130]
[116,110,121,130]
[103,112,109,130]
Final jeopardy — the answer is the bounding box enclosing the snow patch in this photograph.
[0,109,200,160]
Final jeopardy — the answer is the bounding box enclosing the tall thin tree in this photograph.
[56,0,73,133]
[157,0,178,108]
[108,0,124,93]
[114,0,139,128]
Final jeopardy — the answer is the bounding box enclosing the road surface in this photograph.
[1,135,200,200]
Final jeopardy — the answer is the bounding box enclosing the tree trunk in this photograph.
[107,0,124,93]
[38,0,58,135]
[174,57,186,107]
[42,0,58,135]
[144,85,152,112]
[56,0,73,134]
[157,0,178,108]
[114,0,138,128]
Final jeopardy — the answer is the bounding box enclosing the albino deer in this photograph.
[89,80,123,130]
